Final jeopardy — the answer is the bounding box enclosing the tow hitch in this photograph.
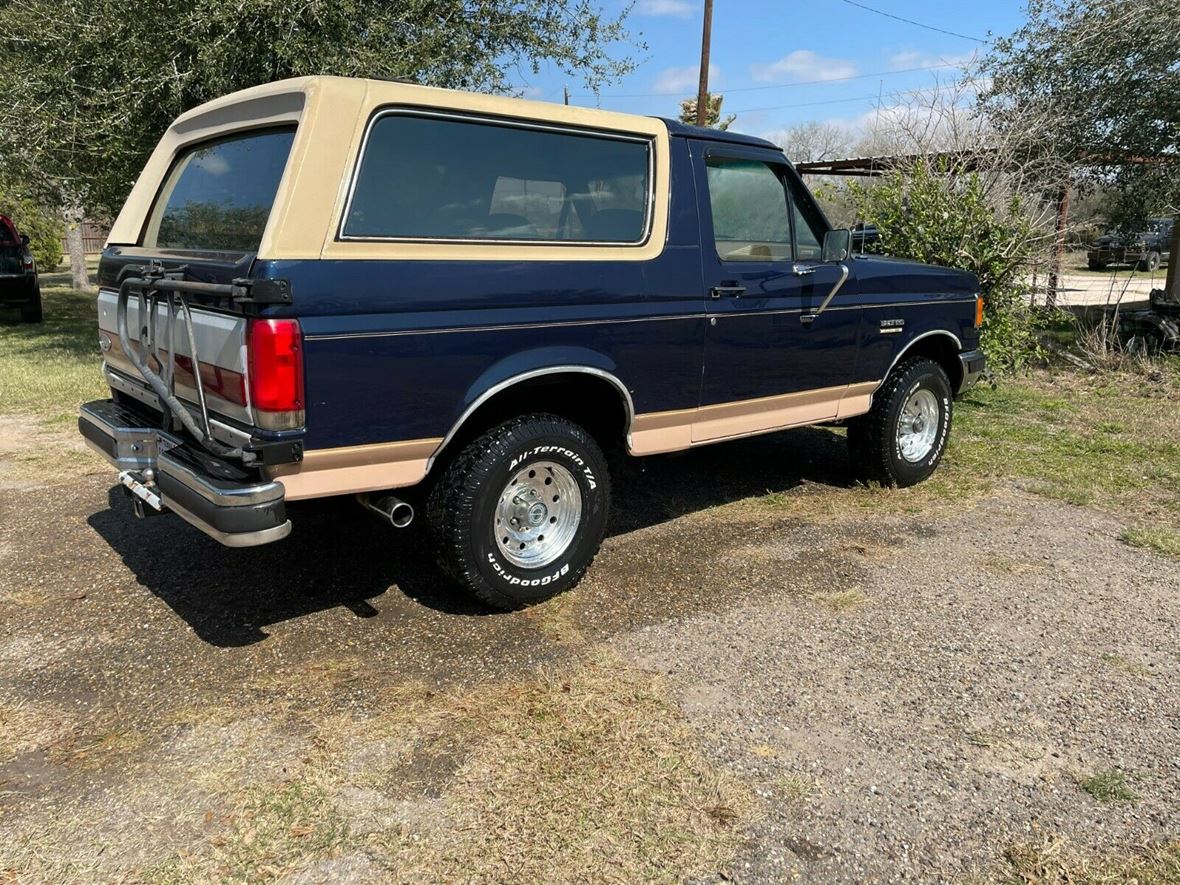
[119,469,163,518]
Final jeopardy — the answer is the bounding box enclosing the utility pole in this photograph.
[695,0,714,127]
[563,85,570,106]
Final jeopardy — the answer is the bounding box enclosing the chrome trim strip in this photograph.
[305,312,702,341]
[167,498,292,548]
[304,298,978,342]
[338,108,656,248]
[157,450,285,507]
[426,366,635,470]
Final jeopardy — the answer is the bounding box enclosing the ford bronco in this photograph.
[79,77,985,609]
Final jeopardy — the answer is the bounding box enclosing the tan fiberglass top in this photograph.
[108,76,673,263]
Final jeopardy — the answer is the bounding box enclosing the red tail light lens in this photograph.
[248,318,304,429]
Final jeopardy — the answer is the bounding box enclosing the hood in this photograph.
[853,255,979,297]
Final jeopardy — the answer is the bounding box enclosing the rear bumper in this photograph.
[957,349,986,395]
[0,275,37,304]
[79,399,291,547]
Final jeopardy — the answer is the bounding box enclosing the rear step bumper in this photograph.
[79,399,291,547]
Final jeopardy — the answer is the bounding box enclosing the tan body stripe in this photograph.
[271,381,879,498]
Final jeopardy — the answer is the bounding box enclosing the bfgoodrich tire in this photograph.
[426,413,611,610]
[848,357,953,488]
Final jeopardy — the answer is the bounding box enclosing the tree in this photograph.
[678,93,734,130]
[768,121,851,164]
[0,0,639,290]
[980,0,1180,295]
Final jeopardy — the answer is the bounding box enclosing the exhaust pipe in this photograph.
[359,493,414,529]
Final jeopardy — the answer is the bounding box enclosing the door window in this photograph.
[705,158,792,262]
[784,174,828,261]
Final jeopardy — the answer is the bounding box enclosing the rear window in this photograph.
[143,128,296,252]
[342,113,651,244]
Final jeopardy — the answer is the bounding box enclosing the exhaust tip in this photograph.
[388,500,414,529]
[359,493,414,529]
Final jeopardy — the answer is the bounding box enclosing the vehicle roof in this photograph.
[659,118,781,150]
[170,75,781,151]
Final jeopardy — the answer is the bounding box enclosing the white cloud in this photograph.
[887,49,978,71]
[752,50,857,83]
[653,63,720,95]
[636,0,696,17]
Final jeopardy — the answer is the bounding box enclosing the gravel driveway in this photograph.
[0,423,1177,882]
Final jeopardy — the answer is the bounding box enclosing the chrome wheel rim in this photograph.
[897,389,940,463]
[494,460,582,569]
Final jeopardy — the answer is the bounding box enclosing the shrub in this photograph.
[847,160,1043,374]
[0,194,64,271]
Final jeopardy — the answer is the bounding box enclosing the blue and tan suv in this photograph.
[79,76,985,608]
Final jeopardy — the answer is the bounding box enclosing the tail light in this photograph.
[248,318,305,430]
[21,250,33,271]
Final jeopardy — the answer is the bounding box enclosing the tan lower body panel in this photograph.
[267,438,440,500]
[630,380,879,455]
[268,381,879,498]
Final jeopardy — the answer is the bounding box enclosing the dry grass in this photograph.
[1001,836,1180,884]
[1100,652,1154,679]
[0,700,72,763]
[149,654,753,883]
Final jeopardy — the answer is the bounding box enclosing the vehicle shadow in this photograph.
[87,425,854,647]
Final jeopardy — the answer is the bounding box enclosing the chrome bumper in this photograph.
[79,399,291,547]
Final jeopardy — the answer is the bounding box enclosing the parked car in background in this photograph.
[0,214,42,322]
[79,77,984,609]
[1088,217,1174,272]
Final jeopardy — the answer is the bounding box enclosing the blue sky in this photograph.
[515,0,1028,140]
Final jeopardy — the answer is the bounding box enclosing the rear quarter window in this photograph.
[342,113,652,244]
[143,128,296,253]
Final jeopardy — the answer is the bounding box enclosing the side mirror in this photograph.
[19,234,29,246]
[851,224,879,251]
[822,229,851,262]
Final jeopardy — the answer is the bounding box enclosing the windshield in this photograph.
[143,127,296,253]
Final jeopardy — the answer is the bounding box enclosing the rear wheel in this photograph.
[848,357,953,488]
[426,413,611,609]
[1087,258,1107,271]
[1139,251,1161,273]
[20,283,42,323]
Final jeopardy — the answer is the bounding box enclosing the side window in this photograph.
[784,175,828,261]
[342,114,650,243]
[705,158,792,262]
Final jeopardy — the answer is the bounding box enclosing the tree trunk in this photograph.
[63,201,91,292]
[1166,214,1180,301]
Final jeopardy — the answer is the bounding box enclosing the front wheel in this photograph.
[426,413,611,609]
[848,357,953,488]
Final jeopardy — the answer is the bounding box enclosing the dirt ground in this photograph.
[1,421,1178,883]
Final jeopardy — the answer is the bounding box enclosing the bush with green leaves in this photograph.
[0,195,63,271]
[847,161,1042,374]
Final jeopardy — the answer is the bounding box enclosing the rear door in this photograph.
[691,141,860,442]
[98,127,297,431]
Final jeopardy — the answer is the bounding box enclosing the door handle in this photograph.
[710,285,746,299]
[792,264,817,276]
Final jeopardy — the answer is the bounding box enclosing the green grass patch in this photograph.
[0,270,106,426]
[1121,525,1180,558]
[1077,769,1137,804]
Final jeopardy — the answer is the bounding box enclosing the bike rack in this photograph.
[114,264,255,459]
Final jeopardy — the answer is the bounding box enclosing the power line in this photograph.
[835,0,988,43]
[573,60,973,100]
[728,79,972,115]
